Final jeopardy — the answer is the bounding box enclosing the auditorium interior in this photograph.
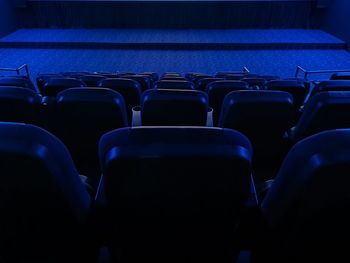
[0,0,350,262]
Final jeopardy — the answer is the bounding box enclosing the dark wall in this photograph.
[18,1,320,29]
[0,0,17,37]
[322,0,350,48]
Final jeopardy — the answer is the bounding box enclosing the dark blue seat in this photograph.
[196,77,224,91]
[141,89,208,126]
[0,76,36,92]
[80,74,106,87]
[119,75,151,92]
[219,90,294,181]
[140,72,159,82]
[160,76,187,81]
[206,80,249,125]
[330,72,350,80]
[0,87,41,124]
[153,80,195,90]
[98,78,142,125]
[260,129,350,262]
[291,91,350,142]
[241,78,267,89]
[98,126,255,263]
[0,122,92,262]
[310,80,350,97]
[51,88,128,185]
[266,80,308,110]
[41,77,86,97]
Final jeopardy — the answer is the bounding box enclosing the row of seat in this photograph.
[0,122,349,262]
[1,76,350,184]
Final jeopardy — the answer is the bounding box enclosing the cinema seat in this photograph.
[206,80,249,125]
[41,77,87,97]
[330,72,350,80]
[219,90,294,181]
[98,78,142,125]
[0,122,92,263]
[140,89,208,126]
[259,129,350,263]
[196,77,224,91]
[80,74,106,87]
[291,91,350,142]
[98,126,256,263]
[36,73,64,92]
[51,88,128,185]
[153,80,195,90]
[0,87,41,124]
[241,78,267,89]
[0,76,37,92]
[140,72,159,82]
[120,74,151,91]
[310,80,350,97]
[265,80,308,110]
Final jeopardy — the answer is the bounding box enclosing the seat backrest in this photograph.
[80,74,106,87]
[206,80,249,125]
[120,75,151,92]
[141,89,208,126]
[0,76,36,92]
[0,122,91,262]
[266,80,308,109]
[196,77,224,91]
[0,87,41,124]
[292,91,350,141]
[261,129,350,262]
[310,80,350,97]
[153,80,195,90]
[98,78,142,125]
[41,77,86,97]
[219,90,294,139]
[241,77,267,89]
[52,88,128,184]
[98,126,254,262]
[330,72,350,80]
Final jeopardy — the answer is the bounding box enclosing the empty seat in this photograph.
[80,74,106,87]
[141,89,208,126]
[260,129,350,262]
[41,77,86,97]
[120,75,151,92]
[0,122,92,262]
[140,72,159,82]
[153,80,195,90]
[215,71,247,78]
[51,88,128,185]
[266,80,308,110]
[98,78,142,125]
[259,75,280,81]
[98,126,256,263]
[310,80,350,97]
[219,90,294,181]
[0,87,41,124]
[241,78,267,89]
[330,72,350,80]
[196,77,224,91]
[224,74,247,80]
[206,80,249,125]
[291,91,350,142]
[161,77,187,81]
[0,76,36,92]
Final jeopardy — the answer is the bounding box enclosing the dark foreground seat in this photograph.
[0,122,93,263]
[98,126,256,263]
[258,129,350,263]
